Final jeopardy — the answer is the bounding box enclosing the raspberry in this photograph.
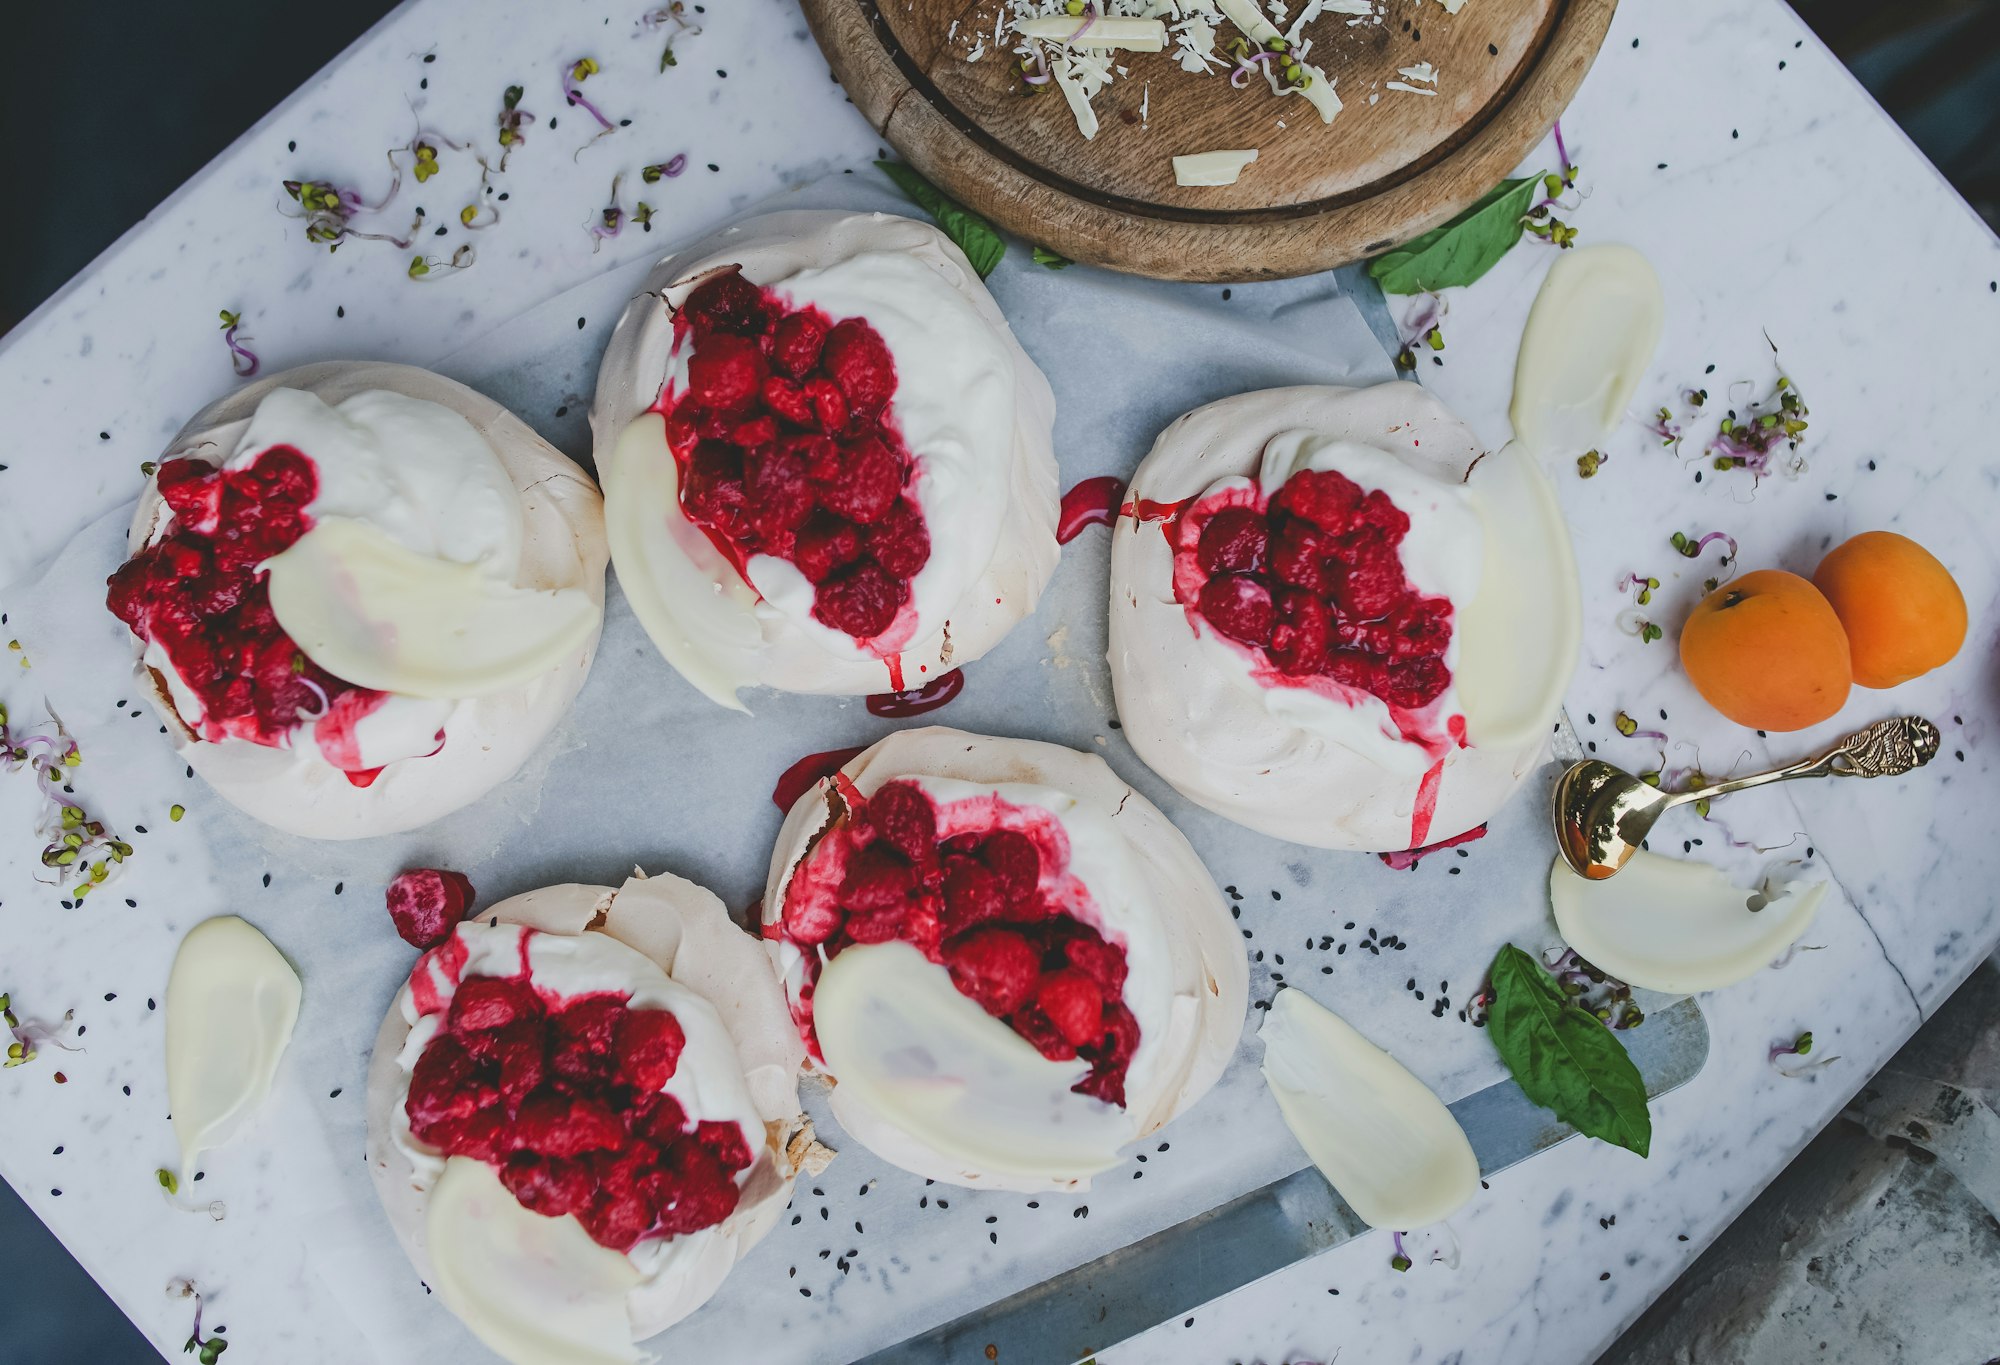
[418,1107,512,1163]
[770,311,829,378]
[617,1008,687,1095]
[1035,969,1106,1048]
[981,830,1041,906]
[867,499,932,579]
[551,996,629,1088]
[684,332,768,413]
[792,512,863,584]
[1378,655,1450,709]
[448,977,545,1034]
[812,560,904,638]
[782,891,844,945]
[900,897,944,960]
[762,376,816,427]
[1076,1003,1140,1107]
[1269,589,1333,675]
[803,377,849,434]
[816,434,904,525]
[500,1152,595,1218]
[866,781,937,862]
[1196,506,1267,575]
[843,905,909,943]
[649,1139,743,1236]
[940,855,1008,935]
[743,445,816,534]
[943,927,1042,1017]
[730,415,779,449]
[406,1035,486,1129]
[1198,574,1275,647]
[1325,649,1375,690]
[582,1160,660,1250]
[631,1091,690,1146]
[693,1119,754,1172]
[514,1089,628,1158]
[1352,488,1411,543]
[1274,468,1363,531]
[681,441,750,532]
[1268,518,1335,596]
[1061,934,1128,996]
[472,1019,548,1106]
[821,319,897,415]
[679,269,769,336]
[384,869,476,950]
[1332,535,1404,620]
[1010,1005,1078,1062]
[1384,596,1452,658]
[156,458,225,532]
[839,843,920,914]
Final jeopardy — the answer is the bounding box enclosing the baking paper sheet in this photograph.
[0,172,1591,1362]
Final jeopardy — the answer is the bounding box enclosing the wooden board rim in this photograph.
[802,0,1618,281]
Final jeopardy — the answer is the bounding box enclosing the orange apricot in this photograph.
[1812,530,1967,689]
[1679,570,1851,731]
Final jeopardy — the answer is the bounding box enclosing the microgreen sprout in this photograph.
[589,174,627,252]
[1032,245,1072,269]
[411,141,441,183]
[1576,449,1605,478]
[1615,609,1664,644]
[1710,372,1810,477]
[1617,572,1660,607]
[1544,947,1643,1029]
[496,85,535,167]
[1395,292,1447,371]
[1670,529,1738,564]
[1524,124,1583,248]
[633,202,655,232]
[280,175,411,252]
[636,2,702,72]
[407,245,476,281]
[1611,710,1669,743]
[641,154,688,183]
[1769,1030,1838,1077]
[3,992,79,1068]
[562,56,618,140]
[0,702,131,899]
[216,311,259,379]
[1390,1230,1411,1272]
[1650,406,1683,449]
[158,1168,179,1195]
[173,1282,229,1365]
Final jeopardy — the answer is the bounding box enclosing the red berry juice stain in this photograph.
[1409,758,1446,849]
[771,745,868,811]
[1057,476,1126,544]
[1379,822,1488,871]
[866,668,965,719]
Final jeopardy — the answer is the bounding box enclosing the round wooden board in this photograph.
[802,0,1616,281]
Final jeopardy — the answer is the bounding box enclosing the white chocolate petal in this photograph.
[1548,852,1826,993]
[1258,988,1477,1229]
[165,916,302,1185]
[1510,243,1665,457]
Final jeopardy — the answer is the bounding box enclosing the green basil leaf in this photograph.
[1368,175,1541,295]
[1032,245,1072,270]
[1486,944,1651,1157]
[875,160,1006,278]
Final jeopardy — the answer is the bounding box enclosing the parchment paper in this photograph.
[0,172,1591,1362]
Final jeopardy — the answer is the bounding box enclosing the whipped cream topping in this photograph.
[1109,383,1580,852]
[593,210,1058,706]
[1181,430,1482,777]
[390,920,764,1208]
[762,727,1247,1192]
[126,362,608,841]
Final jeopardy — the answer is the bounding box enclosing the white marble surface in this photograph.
[0,0,1995,1362]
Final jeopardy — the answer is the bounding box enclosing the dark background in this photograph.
[1,1,1995,1360]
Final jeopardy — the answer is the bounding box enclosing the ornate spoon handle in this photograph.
[1663,717,1942,807]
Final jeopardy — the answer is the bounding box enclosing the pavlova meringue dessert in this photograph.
[590,210,1058,706]
[366,871,810,1364]
[105,362,607,840]
[762,727,1247,1192]
[1108,382,1580,852]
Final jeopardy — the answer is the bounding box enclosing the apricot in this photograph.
[1812,531,1967,689]
[1679,570,1851,731]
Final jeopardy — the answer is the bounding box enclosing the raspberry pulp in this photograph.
[780,781,1140,1107]
[403,947,747,1253]
[663,269,931,644]
[105,447,399,782]
[1184,469,1453,711]
[385,869,477,950]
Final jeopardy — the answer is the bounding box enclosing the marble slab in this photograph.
[0,0,1995,1362]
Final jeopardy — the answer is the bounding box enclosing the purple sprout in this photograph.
[0,703,130,900]
[1671,529,1738,563]
[2,991,78,1069]
[642,154,688,183]
[562,57,617,133]
[1768,1030,1837,1077]
[1390,1230,1411,1272]
[589,174,627,252]
[1543,948,1643,1029]
[1230,50,1279,88]
[217,311,259,378]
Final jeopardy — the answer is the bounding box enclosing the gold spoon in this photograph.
[1552,715,1941,881]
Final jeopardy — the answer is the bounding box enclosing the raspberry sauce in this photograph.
[653,268,932,652]
[1057,476,1127,545]
[771,745,869,812]
[402,926,753,1253]
[104,447,402,785]
[1378,821,1488,870]
[1169,468,1460,757]
[777,781,1139,1107]
[865,667,965,718]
